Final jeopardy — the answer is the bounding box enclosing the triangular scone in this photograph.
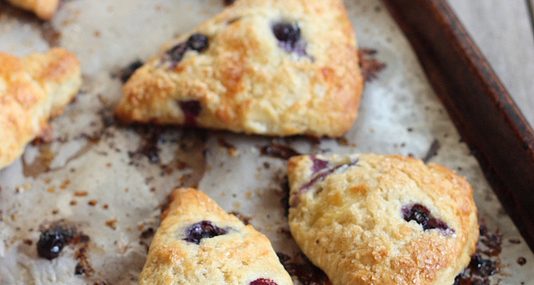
[7,0,59,20]
[116,0,363,137]
[0,48,81,169]
[288,154,479,285]
[139,188,293,285]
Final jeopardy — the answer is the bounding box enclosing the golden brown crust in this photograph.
[139,188,293,285]
[288,154,479,285]
[7,0,60,20]
[0,48,81,169]
[116,0,363,137]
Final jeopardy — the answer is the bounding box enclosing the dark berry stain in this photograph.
[517,257,527,266]
[358,48,386,82]
[74,263,86,275]
[453,224,502,285]
[454,254,497,284]
[127,126,162,164]
[179,100,202,126]
[184,221,227,244]
[402,203,454,234]
[277,252,329,285]
[166,42,188,64]
[299,159,358,192]
[117,60,143,83]
[37,226,74,260]
[310,156,328,174]
[478,225,502,256]
[260,143,300,160]
[250,278,278,285]
[166,33,209,66]
[291,159,358,207]
[186,33,209,52]
[272,22,307,56]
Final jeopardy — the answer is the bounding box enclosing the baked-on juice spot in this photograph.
[183,221,227,244]
[310,156,328,174]
[37,226,74,260]
[402,203,454,234]
[271,22,307,56]
[178,100,202,126]
[300,159,358,191]
[250,278,278,285]
[290,159,358,207]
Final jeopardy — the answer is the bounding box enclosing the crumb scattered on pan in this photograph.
[260,142,300,160]
[358,48,386,82]
[229,211,251,225]
[218,138,238,156]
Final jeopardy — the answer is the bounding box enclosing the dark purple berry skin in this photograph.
[223,0,236,6]
[272,22,301,45]
[166,33,209,67]
[402,204,454,234]
[310,157,328,174]
[187,33,209,52]
[37,227,73,260]
[250,278,278,285]
[272,22,308,56]
[469,254,497,276]
[179,100,202,126]
[183,221,227,244]
[167,42,188,64]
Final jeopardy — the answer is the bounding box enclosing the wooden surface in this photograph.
[448,0,534,126]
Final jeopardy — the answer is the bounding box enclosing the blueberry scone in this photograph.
[0,48,81,169]
[139,188,293,285]
[288,154,479,285]
[7,0,59,20]
[116,0,363,137]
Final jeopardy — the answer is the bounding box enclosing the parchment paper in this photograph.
[0,0,532,284]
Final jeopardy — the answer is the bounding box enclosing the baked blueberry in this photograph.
[402,203,453,234]
[116,0,363,138]
[178,100,202,126]
[288,154,478,284]
[166,43,188,64]
[310,156,328,174]
[139,189,293,284]
[37,226,73,260]
[272,22,300,46]
[272,22,307,56]
[183,220,227,244]
[250,278,278,285]
[187,33,210,52]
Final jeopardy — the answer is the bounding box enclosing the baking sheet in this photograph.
[0,0,532,284]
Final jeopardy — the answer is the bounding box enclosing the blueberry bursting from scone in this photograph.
[115,0,363,137]
[138,188,293,285]
[288,154,479,285]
